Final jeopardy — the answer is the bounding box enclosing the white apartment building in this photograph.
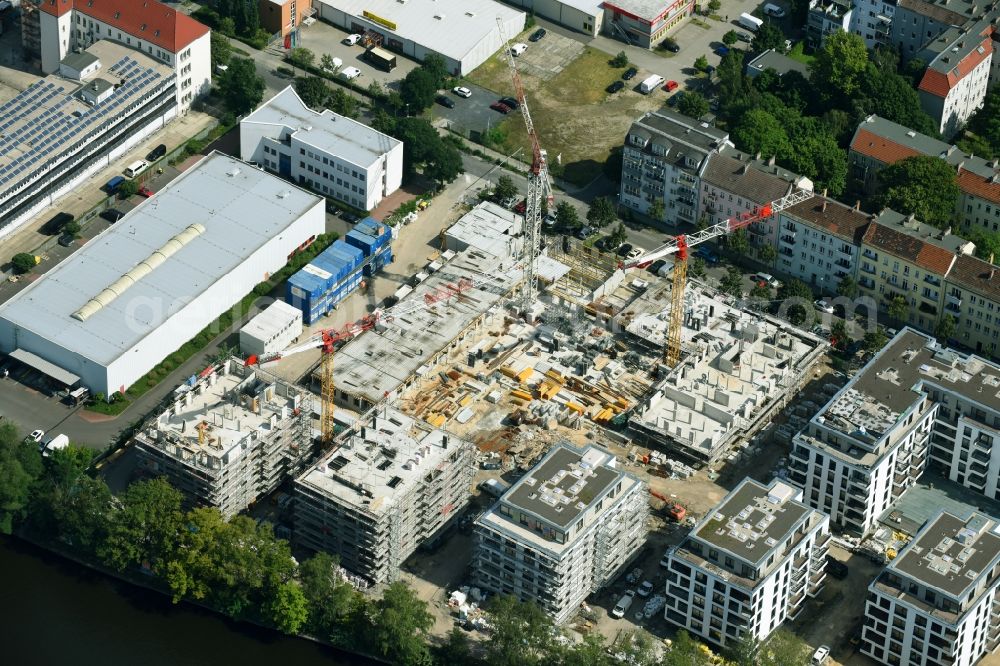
[35,0,210,111]
[848,0,895,48]
[473,444,648,624]
[620,110,732,227]
[0,41,175,238]
[241,86,403,212]
[772,196,868,295]
[917,22,993,137]
[663,478,831,648]
[863,510,1000,666]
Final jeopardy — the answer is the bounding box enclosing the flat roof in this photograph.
[693,478,812,567]
[880,473,1000,537]
[746,49,810,78]
[241,300,302,341]
[504,445,621,529]
[550,0,603,15]
[9,348,79,385]
[316,0,525,62]
[0,41,173,205]
[61,50,100,71]
[242,86,400,169]
[298,407,469,514]
[446,201,521,257]
[889,511,1000,600]
[604,0,672,21]
[0,152,321,366]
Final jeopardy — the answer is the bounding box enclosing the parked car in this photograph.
[340,211,359,223]
[814,299,834,314]
[751,272,781,287]
[667,91,685,107]
[576,226,594,240]
[694,246,719,263]
[625,567,643,585]
[715,45,730,57]
[626,246,645,261]
[490,101,512,114]
[513,199,527,214]
[637,581,654,597]
[811,646,830,665]
[452,86,472,98]
[138,185,154,198]
[101,208,125,223]
[662,38,680,53]
[611,592,635,619]
[649,259,667,274]
[146,143,167,161]
[616,243,633,257]
[737,31,753,42]
[529,28,546,42]
[606,80,625,94]
[436,95,455,108]
[510,43,528,57]
[28,429,45,443]
[500,96,519,110]
[57,234,75,247]
[622,67,638,80]
[664,80,679,92]
[343,34,361,45]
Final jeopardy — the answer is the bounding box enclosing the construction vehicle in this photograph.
[650,489,686,521]
[496,17,553,312]
[621,189,813,367]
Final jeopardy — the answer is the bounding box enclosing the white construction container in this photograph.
[239,300,304,358]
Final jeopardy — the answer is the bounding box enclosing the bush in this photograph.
[118,180,139,198]
[610,51,629,68]
[11,252,37,274]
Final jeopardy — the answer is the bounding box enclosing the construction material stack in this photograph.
[346,217,393,277]
[286,240,364,324]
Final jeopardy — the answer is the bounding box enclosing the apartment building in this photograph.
[133,359,314,519]
[848,0,895,48]
[945,255,1000,356]
[620,111,732,226]
[890,0,980,60]
[788,330,939,535]
[473,444,648,624]
[0,41,175,238]
[33,0,210,111]
[916,21,994,137]
[772,196,869,294]
[259,0,312,38]
[241,86,403,212]
[294,408,475,585]
[662,478,831,648]
[849,114,1000,235]
[807,0,853,48]
[699,150,812,263]
[863,510,1000,666]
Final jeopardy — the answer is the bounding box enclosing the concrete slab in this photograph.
[879,473,1000,536]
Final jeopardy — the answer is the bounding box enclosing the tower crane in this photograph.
[243,270,516,444]
[496,18,553,312]
[621,189,814,367]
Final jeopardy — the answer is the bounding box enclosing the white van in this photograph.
[611,592,635,619]
[41,433,69,457]
[510,43,528,57]
[639,74,665,94]
[739,12,764,31]
[764,3,786,17]
[124,159,149,178]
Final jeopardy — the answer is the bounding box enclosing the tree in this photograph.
[726,228,750,256]
[901,57,927,84]
[555,201,581,230]
[663,630,708,665]
[694,54,710,72]
[268,581,309,634]
[319,53,336,72]
[830,320,850,350]
[647,199,665,222]
[935,313,956,342]
[298,552,361,641]
[218,58,265,116]
[723,30,739,46]
[100,478,185,574]
[720,266,744,298]
[749,282,772,311]
[328,88,359,118]
[708,0,722,10]
[964,228,1000,264]
[860,66,938,137]
[610,51,629,68]
[423,139,463,185]
[724,631,759,665]
[400,67,438,112]
[875,156,960,229]
[0,423,41,533]
[485,595,554,666]
[810,31,870,100]
[689,256,706,279]
[218,16,236,37]
[759,243,777,265]
[294,76,331,109]
[678,91,710,118]
[211,32,232,69]
[888,295,909,322]
[392,117,463,184]
[288,48,315,70]
[62,221,81,237]
[494,174,518,203]
[779,278,813,326]
[434,628,477,666]
[118,179,139,198]
[606,222,628,250]
[369,581,433,666]
[587,197,616,228]
[421,54,450,88]
[753,23,787,53]
[759,629,811,666]
[837,275,859,299]
[864,327,888,353]
[11,253,36,274]
[966,90,1000,153]
[48,475,113,555]
[733,109,792,163]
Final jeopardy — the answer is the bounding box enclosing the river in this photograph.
[0,536,375,666]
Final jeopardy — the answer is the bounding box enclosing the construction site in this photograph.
[133,358,315,519]
[293,406,476,586]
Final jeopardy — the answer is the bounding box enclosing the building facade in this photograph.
[260,0,312,38]
[294,409,475,584]
[34,0,210,111]
[848,0,895,49]
[239,300,304,358]
[890,0,969,60]
[241,86,403,212]
[807,0,853,49]
[663,478,831,648]
[603,0,693,48]
[863,510,1000,666]
[473,444,648,624]
[620,111,732,227]
[502,0,604,37]
[916,22,993,137]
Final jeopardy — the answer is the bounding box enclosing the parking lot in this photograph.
[295,18,420,91]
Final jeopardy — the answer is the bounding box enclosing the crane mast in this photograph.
[496,18,551,313]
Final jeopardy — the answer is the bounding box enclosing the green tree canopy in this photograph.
[555,201,581,230]
[935,313,957,342]
[720,266,744,298]
[294,76,332,109]
[400,67,439,113]
[888,295,909,321]
[0,422,42,533]
[268,581,309,634]
[810,31,870,100]
[864,327,888,352]
[218,58,265,116]
[494,174,518,202]
[211,32,232,69]
[11,252,36,274]
[678,91,710,118]
[369,581,433,666]
[288,48,314,70]
[100,477,185,574]
[485,594,555,666]
[875,156,960,228]
[732,109,792,164]
[964,90,1000,158]
[694,54,710,72]
[298,552,361,641]
[647,199,665,222]
[753,23,787,53]
[587,197,616,228]
[837,275,859,299]
[607,222,628,250]
[723,30,739,46]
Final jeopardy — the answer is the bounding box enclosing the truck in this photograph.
[104,175,126,194]
[639,74,665,94]
[40,433,69,457]
[365,47,397,72]
[739,12,764,31]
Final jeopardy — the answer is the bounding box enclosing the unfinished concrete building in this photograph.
[473,443,648,624]
[134,359,314,519]
[627,284,826,465]
[294,407,475,585]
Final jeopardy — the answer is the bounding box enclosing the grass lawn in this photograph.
[468,46,662,186]
[786,41,815,66]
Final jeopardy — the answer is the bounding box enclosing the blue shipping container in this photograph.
[311,254,347,284]
[328,241,363,270]
[346,229,378,257]
[364,246,393,276]
[356,218,391,245]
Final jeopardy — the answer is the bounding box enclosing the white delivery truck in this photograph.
[40,433,69,457]
[639,74,665,94]
[739,12,764,31]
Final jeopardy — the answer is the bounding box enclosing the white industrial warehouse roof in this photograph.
[0,152,321,366]
[548,0,603,15]
[316,0,525,63]
[242,86,400,168]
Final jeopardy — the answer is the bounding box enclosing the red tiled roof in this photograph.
[862,222,957,276]
[783,196,870,243]
[850,128,924,166]
[918,35,993,98]
[957,168,1000,204]
[948,254,1000,302]
[38,0,208,53]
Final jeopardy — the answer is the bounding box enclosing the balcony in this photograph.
[919,302,938,316]
[863,249,877,260]
[859,277,875,289]
[860,263,876,275]
[835,258,851,268]
[972,448,991,463]
[780,247,794,257]
[780,235,796,246]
